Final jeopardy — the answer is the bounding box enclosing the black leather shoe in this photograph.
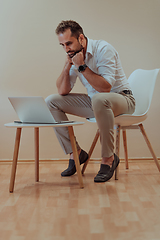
[61,149,88,177]
[94,153,120,182]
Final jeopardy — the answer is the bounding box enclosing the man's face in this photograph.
[58,29,83,58]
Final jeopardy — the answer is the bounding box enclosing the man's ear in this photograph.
[78,34,85,46]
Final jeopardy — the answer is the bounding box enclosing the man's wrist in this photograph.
[78,64,87,73]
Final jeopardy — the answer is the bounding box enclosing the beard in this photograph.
[67,44,84,58]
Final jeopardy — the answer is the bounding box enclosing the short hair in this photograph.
[55,20,85,38]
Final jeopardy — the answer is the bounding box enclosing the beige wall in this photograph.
[0,0,160,161]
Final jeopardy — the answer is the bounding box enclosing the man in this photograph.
[45,20,135,182]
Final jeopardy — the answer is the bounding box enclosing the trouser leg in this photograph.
[45,93,94,154]
[92,92,135,158]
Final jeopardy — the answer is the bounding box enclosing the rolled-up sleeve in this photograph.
[96,44,117,87]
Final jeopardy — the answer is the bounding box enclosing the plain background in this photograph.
[0,0,160,161]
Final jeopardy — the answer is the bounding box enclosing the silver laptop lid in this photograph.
[8,96,56,124]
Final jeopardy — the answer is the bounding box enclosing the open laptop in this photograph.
[8,96,74,124]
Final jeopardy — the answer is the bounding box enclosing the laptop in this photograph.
[8,96,74,124]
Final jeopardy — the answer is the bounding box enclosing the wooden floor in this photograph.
[0,161,160,240]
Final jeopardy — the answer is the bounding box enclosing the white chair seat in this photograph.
[88,113,148,127]
[114,113,147,127]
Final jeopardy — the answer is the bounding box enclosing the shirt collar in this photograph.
[86,37,93,56]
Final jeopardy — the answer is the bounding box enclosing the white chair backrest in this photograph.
[128,69,159,116]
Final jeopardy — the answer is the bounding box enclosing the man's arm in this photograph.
[81,67,112,92]
[72,52,112,93]
[56,56,73,95]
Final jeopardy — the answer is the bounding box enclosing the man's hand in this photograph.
[72,51,85,69]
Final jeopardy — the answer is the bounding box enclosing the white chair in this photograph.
[82,69,160,178]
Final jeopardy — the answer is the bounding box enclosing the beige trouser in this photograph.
[45,92,135,157]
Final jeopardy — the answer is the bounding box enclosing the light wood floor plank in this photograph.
[0,161,160,240]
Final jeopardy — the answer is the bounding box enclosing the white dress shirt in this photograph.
[69,38,130,99]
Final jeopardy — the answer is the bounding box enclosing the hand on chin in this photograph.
[72,51,84,68]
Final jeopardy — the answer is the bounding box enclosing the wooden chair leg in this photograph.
[34,127,39,182]
[68,126,84,188]
[82,129,100,175]
[139,123,160,172]
[122,129,129,169]
[115,125,121,180]
[9,128,22,193]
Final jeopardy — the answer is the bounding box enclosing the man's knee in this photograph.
[92,93,111,113]
[45,94,59,108]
